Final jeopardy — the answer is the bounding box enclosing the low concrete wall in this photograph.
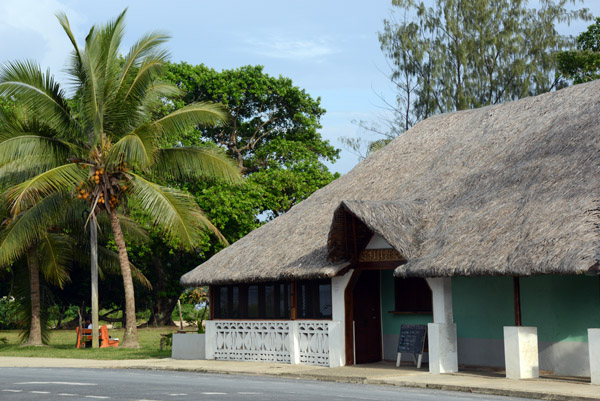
[456,337,590,377]
[172,333,205,360]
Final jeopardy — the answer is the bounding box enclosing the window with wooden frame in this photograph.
[213,282,290,319]
[297,279,332,319]
[394,277,433,314]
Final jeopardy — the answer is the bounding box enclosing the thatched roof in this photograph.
[328,200,425,262]
[181,81,600,286]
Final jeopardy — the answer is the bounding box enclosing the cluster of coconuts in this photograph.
[75,163,129,210]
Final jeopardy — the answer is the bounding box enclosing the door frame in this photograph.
[345,268,386,364]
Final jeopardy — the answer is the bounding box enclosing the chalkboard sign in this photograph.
[397,324,427,354]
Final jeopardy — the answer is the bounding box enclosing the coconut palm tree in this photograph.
[0,10,241,348]
[0,194,72,345]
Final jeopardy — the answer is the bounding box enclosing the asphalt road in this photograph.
[0,367,533,401]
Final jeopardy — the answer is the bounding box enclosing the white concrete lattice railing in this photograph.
[205,320,343,367]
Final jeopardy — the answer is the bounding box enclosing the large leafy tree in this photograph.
[126,64,340,325]
[345,0,590,155]
[558,17,600,83]
[162,63,340,219]
[0,11,240,347]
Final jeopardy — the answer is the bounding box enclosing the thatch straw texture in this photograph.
[328,200,426,261]
[181,80,600,286]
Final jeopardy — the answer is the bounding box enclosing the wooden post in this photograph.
[290,281,297,320]
[177,299,184,331]
[513,276,522,327]
[208,286,214,320]
[351,216,358,261]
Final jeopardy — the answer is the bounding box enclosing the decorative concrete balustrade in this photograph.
[205,320,343,367]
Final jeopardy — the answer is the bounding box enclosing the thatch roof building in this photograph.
[181,80,600,287]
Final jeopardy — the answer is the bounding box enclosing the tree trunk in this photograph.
[148,297,178,327]
[24,248,43,346]
[109,208,139,348]
[147,254,177,327]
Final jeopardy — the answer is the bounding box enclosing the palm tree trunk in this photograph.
[109,208,139,348]
[24,248,43,346]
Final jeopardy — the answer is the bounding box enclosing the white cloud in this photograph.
[244,36,336,61]
[0,0,82,83]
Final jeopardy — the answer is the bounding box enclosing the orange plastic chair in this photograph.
[75,327,93,349]
[100,325,119,348]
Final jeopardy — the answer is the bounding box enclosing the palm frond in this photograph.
[143,80,183,101]
[0,60,79,137]
[98,246,152,289]
[4,163,86,215]
[127,172,226,247]
[0,135,75,167]
[153,146,241,183]
[118,31,170,90]
[38,232,72,289]
[0,194,65,267]
[119,51,170,108]
[115,214,149,244]
[106,123,157,169]
[56,12,86,86]
[95,213,149,245]
[152,102,230,137]
[0,156,65,185]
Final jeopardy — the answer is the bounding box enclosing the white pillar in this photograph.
[589,329,600,385]
[504,326,539,379]
[289,321,300,364]
[205,321,216,359]
[426,277,458,373]
[427,277,454,323]
[328,321,343,367]
[331,271,353,366]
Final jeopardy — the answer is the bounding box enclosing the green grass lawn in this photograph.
[0,327,180,359]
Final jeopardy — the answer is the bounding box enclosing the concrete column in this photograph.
[205,321,216,359]
[331,270,352,366]
[428,323,458,374]
[589,329,600,385]
[425,278,458,373]
[289,321,300,364]
[504,326,539,379]
[328,321,344,367]
[426,277,454,324]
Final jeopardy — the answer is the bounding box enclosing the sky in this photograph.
[0,0,598,174]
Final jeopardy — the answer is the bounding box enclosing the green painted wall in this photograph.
[380,273,600,342]
[520,275,600,342]
[451,276,600,343]
[452,276,514,340]
[380,269,432,335]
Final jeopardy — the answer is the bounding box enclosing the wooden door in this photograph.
[353,270,382,364]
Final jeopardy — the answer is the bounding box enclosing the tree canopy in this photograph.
[161,63,340,219]
[378,0,590,135]
[558,17,600,83]
[0,10,241,347]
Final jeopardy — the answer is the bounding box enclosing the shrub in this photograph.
[0,296,20,330]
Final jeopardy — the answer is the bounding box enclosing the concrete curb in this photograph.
[1,358,597,401]
[82,364,598,401]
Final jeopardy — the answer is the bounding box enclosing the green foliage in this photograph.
[0,10,242,346]
[161,63,340,220]
[159,332,172,350]
[375,0,590,136]
[557,17,600,83]
[0,295,20,329]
